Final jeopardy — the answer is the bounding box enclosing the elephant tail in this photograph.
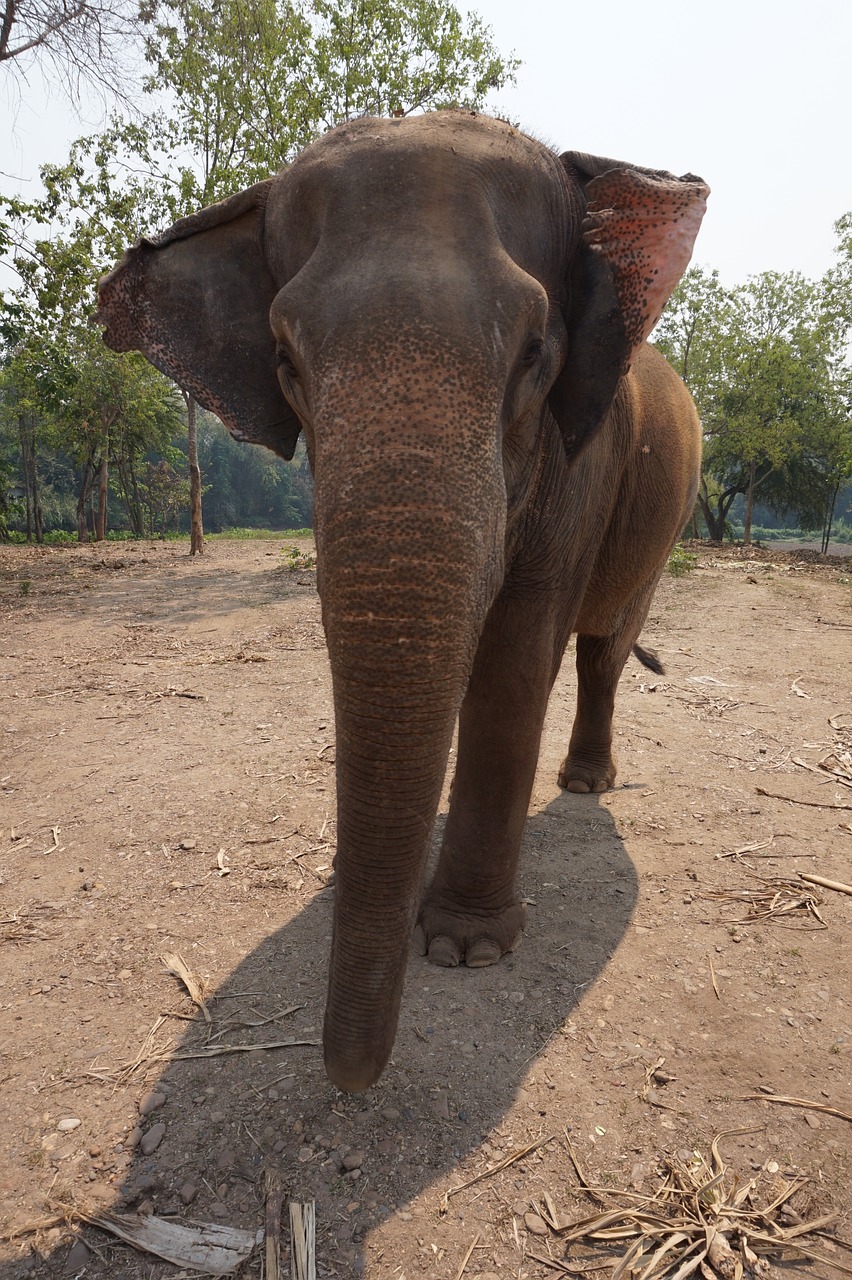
[632,644,665,675]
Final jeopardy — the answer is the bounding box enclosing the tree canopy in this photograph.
[653,254,852,550]
[1,0,518,543]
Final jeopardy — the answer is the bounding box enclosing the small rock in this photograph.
[137,1198,155,1216]
[211,1201,228,1218]
[63,1239,91,1273]
[523,1212,549,1236]
[179,839,197,850]
[125,1126,143,1149]
[380,1107,400,1122]
[343,1168,362,1181]
[57,1118,81,1133]
[139,1092,166,1117]
[215,1147,237,1170]
[179,1182,197,1205]
[512,1200,527,1216]
[216,1183,229,1200]
[117,969,133,981]
[342,1150,364,1171]
[140,1123,166,1155]
[804,1113,821,1129]
[298,1146,315,1164]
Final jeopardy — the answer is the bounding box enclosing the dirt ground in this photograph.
[0,536,850,1280]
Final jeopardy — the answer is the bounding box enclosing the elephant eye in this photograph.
[276,344,300,380]
[520,337,544,368]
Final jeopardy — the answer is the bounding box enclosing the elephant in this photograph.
[96,111,707,1094]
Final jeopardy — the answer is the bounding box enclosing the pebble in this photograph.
[140,1123,166,1155]
[179,1182,197,1205]
[298,1146,315,1164]
[211,1201,228,1218]
[804,1113,821,1129]
[342,1150,364,1171]
[57,1118,81,1133]
[63,1239,91,1273]
[126,1127,143,1149]
[512,1200,527,1216]
[380,1107,400,1122]
[179,839,197,850]
[117,969,133,981]
[139,1092,166,1117]
[523,1212,549,1236]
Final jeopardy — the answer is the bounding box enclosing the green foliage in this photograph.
[667,544,698,577]
[282,543,317,569]
[136,0,518,206]
[655,259,852,551]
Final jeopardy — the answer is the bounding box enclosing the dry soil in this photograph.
[0,537,850,1279]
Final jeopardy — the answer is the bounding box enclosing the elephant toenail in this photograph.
[465,938,502,968]
[427,936,461,967]
[565,778,591,794]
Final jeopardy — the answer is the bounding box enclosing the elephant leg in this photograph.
[416,599,557,969]
[557,633,628,793]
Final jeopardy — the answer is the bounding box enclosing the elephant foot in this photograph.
[557,752,616,794]
[413,897,526,969]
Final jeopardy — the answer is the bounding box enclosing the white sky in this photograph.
[2,0,851,286]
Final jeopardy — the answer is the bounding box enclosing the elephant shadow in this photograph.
[8,790,637,1279]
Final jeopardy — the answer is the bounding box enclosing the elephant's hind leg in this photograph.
[559,631,635,793]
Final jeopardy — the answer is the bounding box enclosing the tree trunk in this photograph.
[77,461,92,542]
[821,481,840,555]
[185,393,204,555]
[95,455,109,542]
[18,415,43,543]
[743,459,756,545]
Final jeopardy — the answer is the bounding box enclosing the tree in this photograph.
[138,0,518,207]
[655,267,850,545]
[1,180,182,542]
[1,0,143,106]
[50,0,516,549]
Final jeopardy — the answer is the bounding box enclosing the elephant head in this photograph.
[97,113,707,1091]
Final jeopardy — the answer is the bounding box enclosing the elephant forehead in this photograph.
[265,114,571,286]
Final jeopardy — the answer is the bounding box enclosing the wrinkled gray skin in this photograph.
[97,113,707,1092]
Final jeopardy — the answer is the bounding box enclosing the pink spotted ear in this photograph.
[548,154,708,462]
[580,165,709,353]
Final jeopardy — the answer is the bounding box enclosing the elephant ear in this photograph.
[549,151,709,458]
[96,181,302,460]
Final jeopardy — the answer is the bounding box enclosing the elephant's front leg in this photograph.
[416,597,558,968]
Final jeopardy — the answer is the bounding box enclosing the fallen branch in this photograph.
[756,786,852,810]
[161,952,211,1023]
[454,1232,480,1280]
[444,1134,554,1199]
[798,871,852,898]
[79,1210,259,1275]
[264,1170,285,1280]
[738,1093,852,1124]
[289,1201,316,1280]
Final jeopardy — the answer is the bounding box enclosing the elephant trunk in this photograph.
[314,385,505,1091]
